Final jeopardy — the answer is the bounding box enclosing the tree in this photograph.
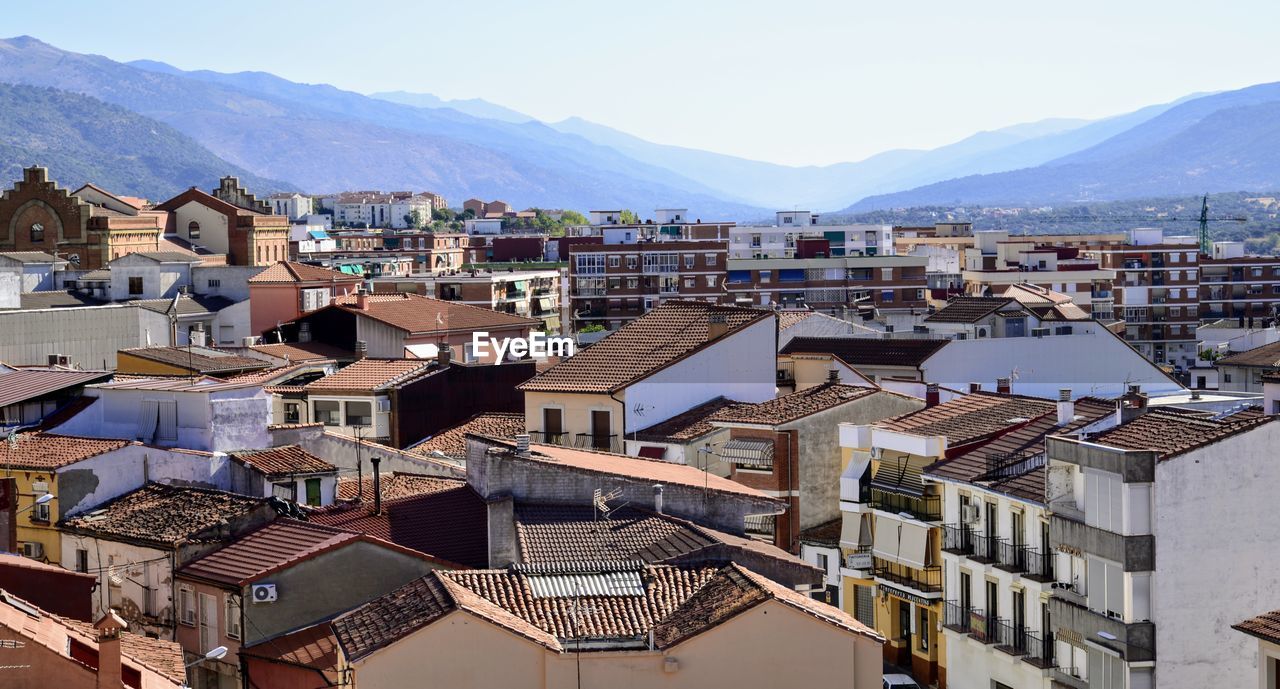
[431,207,454,223]
[619,209,640,224]
[560,210,588,225]
[406,209,425,229]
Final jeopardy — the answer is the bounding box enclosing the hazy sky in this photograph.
[6,0,1280,166]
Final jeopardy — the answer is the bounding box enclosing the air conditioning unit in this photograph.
[961,503,981,524]
[242,336,259,347]
[869,447,882,459]
[21,542,44,559]
[251,584,278,604]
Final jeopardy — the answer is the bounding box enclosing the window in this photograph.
[29,223,44,243]
[179,587,196,626]
[815,552,829,575]
[918,607,930,650]
[626,256,638,269]
[283,402,300,424]
[683,277,694,288]
[881,290,894,303]
[608,256,620,268]
[760,270,772,283]
[345,400,373,427]
[305,478,322,506]
[705,275,717,288]
[75,549,88,573]
[272,482,297,501]
[704,253,716,266]
[206,279,221,289]
[187,220,201,240]
[626,277,638,289]
[1087,556,1125,620]
[30,482,49,522]
[684,254,695,269]
[575,254,605,275]
[198,593,217,652]
[128,277,144,296]
[314,400,341,426]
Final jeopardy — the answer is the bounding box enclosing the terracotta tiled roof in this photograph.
[119,346,271,374]
[0,432,131,471]
[303,358,435,392]
[924,397,1115,503]
[520,442,773,500]
[780,336,949,368]
[520,301,773,393]
[179,520,357,586]
[250,342,355,363]
[229,445,336,478]
[223,360,333,386]
[710,384,879,426]
[1234,609,1280,645]
[330,293,539,334]
[1086,409,1276,460]
[59,484,268,547]
[336,472,462,502]
[240,621,339,676]
[777,311,818,330]
[60,610,186,684]
[310,482,487,567]
[631,397,746,442]
[878,391,1058,447]
[1217,341,1280,368]
[799,518,842,546]
[248,261,362,284]
[334,562,879,661]
[0,368,112,409]
[412,412,525,459]
[923,297,1018,324]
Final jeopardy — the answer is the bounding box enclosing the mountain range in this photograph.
[0,35,1278,218]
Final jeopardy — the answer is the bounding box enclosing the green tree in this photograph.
[431,207,454,223]
[560,210,588,225]
[619,209,640,224]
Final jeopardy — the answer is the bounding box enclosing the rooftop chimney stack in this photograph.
[925,383,940,407]
[1056,389,1074,425]
[94,611,126,689]
[355,288,369,311]
[653,484,664,514]
[827,364,840,384]
[996,377,1011,394]
[298,322,312,343]
[515,433,531,455]
[968,382,982,394]
[707,312,729,341]
[438,347,451,367]
[354,340,367,360]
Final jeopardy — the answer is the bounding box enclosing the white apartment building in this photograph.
[266,193,314,220]
[729,211,895,259]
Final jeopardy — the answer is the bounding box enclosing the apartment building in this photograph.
[1200,241,1280,321]
[931,393,1114,689]
[298,230,466,276]
[1080,229,1201,369]
[376,268,562,332]
[728,211,895,259]
[567,240,728,332]
[962,231,1118,319]
[1045,396,1280,689]
[326,191,441,229]
[264,193,314,220]
[725,255,928,316]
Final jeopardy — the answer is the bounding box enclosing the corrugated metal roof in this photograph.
[0,369,112,408]
[526,570,645,599]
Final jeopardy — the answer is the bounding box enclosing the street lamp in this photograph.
[182,646,228,689]
[15,493,53,515]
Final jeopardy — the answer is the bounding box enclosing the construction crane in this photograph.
[992,194,1248,254]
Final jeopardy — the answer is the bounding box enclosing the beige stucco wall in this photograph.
[171,201,231,255]
[524,390,625,442]
[349,601,881,689]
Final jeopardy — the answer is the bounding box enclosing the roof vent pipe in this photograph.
[653,484,664,515]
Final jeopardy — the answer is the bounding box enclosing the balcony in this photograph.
[967,609,997,644]
[573,288,607,297]
[970,533,1003,563]
[529,431,568,446]
[1052,666,1088,689]
[995,541,1028,573]
[942,524,973,555]
[1023,548,1055,582]
[574,433,620,453]
[943,600,971,633]
[1050,597,1156,662]
[869,487,941,522]
[1020,630,1056,669]
[872,559,942,595]
[992,619,1027,656]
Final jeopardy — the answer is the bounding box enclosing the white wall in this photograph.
[172,200,231,255]
[1153,422,1280,689]
[0,305,172,368]
[57,446,234,516]
[52,388,272,453]
[623,316,777,432]
[921,329,1184,398]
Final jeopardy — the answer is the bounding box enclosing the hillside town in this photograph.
[0,165,1278,689]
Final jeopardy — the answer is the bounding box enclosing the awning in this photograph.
[404,343,440,359]
[872,517,900,561]
[538,297,556,311]
[637,446,666,459]
[871,516,930,569]
[136,400,159,442]
[720,438,774,469]
[744,513,776,535]
[840,513,870,548]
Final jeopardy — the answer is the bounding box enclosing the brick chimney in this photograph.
[996,377,1011,394]
[355,288,369,311]
[925,383,940,407]
[94,611,127,689]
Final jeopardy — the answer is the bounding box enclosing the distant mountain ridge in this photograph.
[0,82,292,200]
[368,90,534,124]
[843,82,1280,211]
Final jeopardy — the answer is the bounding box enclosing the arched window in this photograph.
[187,220,201,240]
[29,223,44,243]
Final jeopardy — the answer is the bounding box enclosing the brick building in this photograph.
[568,240,728,331]
[725,255,929,316]
[1199,242,1280,321]
[155,177,289,267]
[0,167,165,269]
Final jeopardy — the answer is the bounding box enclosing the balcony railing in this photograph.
[968,609,996,644]
[996,541,1028,572]
[868,487,942,522]
[942,524,973,555]
[872,560,942,594]
[993,619,1027,656]
[970,533,1002,563]
[574,433,619,453]
[528,431,568,446]
[943,601,971,632]
[1020,630,1055,668]
[1024,548,1055,581]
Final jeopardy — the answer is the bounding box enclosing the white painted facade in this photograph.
[108,253,197,300]
[56,445,232,517]
[728,224,895,259]
[267,194,314,220]
[0,304,172,368]
[170,200,231,255]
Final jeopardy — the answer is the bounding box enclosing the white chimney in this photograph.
[515,433,530,455]
[1056,389,1074,425]
[653,484,664,514]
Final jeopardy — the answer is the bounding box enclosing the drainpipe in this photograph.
[780,429,797,553]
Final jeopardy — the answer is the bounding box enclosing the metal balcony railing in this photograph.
[968,610,996,644]
[528,431,568,446]
[970,533,1002,563]
[996,541,1028,572]
[942,524,974,555]
[872,560,942,594]
[574,433,619,453]
[1020,630,1055,668]
[1024,548,1055,581]
[993,619,1027,656]
[943,601,971,632]
[869,488,942,522]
